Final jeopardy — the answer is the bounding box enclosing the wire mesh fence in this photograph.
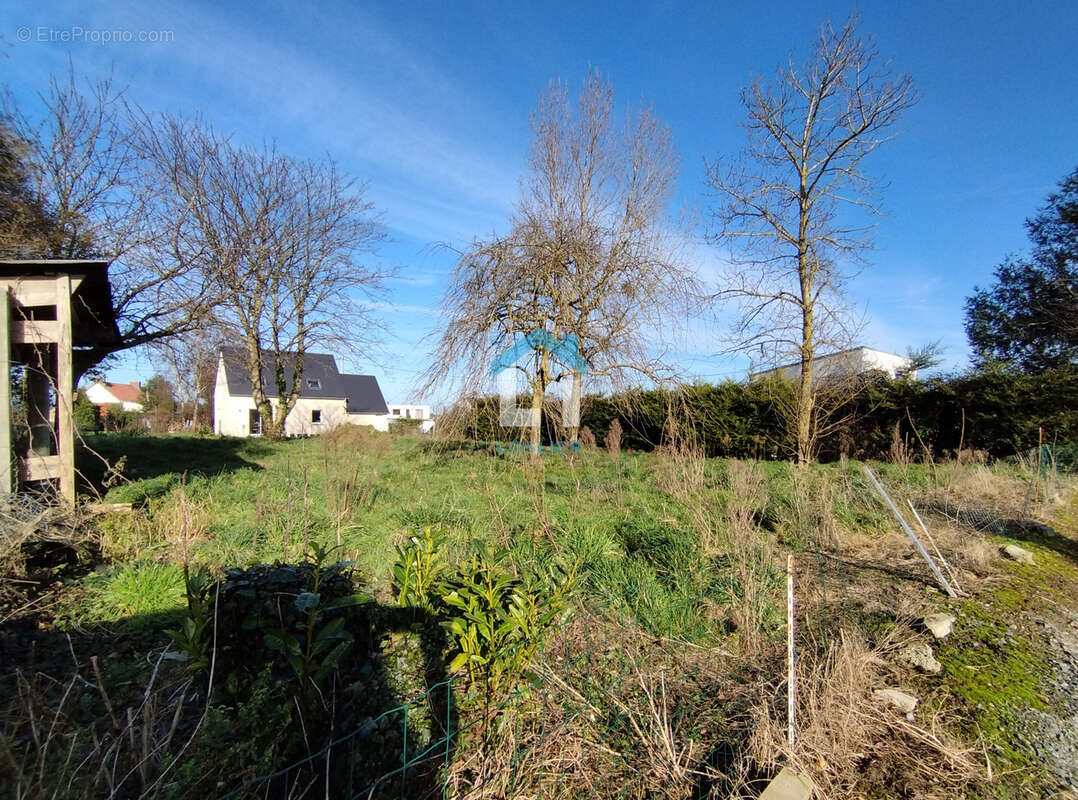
[211,602,772,800]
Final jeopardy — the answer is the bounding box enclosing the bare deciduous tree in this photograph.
[426,71,693,445]
[3,70,219,380]
[706,15,915,463]
[142,117,389,439]
[149,326,226,429]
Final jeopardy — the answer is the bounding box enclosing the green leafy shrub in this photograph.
[165,568,214,673]
[440,544,573,697]
[445,366,1078,463]
[73,388,100,433]
[392,525,447,610]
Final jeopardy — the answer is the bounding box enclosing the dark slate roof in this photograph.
[220,347,388,414]
[340,374,389,414]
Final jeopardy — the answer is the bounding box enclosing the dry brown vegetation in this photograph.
[3,432,1076,799]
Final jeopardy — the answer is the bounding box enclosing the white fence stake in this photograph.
[787,553,796,748]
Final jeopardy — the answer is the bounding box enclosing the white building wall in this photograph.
[347,412,391,432]
[214,359,390,436]
[386,403,434,433]
[751,347,913,382]
[214,359,247,435]
[386,403,431,420]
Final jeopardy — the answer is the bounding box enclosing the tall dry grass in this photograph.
[722,460,780,656]
[654,414,706,498]
[1,651,199,799]
[749,629,983,799]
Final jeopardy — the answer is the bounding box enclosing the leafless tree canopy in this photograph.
[140,117,390,439]
[426,71,695,442]
[2,70,218,380]
[706,15,915,462]
[148,327,226,430]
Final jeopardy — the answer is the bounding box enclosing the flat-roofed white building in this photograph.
[386,403,434,434]
[749,346,914,382]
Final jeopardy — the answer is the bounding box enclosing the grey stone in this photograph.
[897,641,942,674]
[874,688,919,716]
[759,766,814,800]
[923,613,956,639]
[1002,544,1035,564]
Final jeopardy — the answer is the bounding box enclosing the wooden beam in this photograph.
[8,278,57,307]
[0,282,10,493]
[56,274,75,506]
[20,454,61,482]
[7,276,83,307]
[12,319,60,344]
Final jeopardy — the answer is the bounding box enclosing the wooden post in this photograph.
[55,274,75,506]
[0,282,9,493]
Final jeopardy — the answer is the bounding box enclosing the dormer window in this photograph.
[306,378,321,390]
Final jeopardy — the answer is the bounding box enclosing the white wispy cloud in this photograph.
[56,0,522,244]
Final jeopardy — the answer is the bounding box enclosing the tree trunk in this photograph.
[566,370,583,442]
[528,347,551,453]
[797,251,815,465]
[263,406,286,440]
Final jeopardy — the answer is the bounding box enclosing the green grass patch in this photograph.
[62,562,187,629]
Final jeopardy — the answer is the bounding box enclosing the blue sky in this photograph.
[4,0,1076,403]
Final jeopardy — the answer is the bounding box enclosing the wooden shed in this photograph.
[0,260,119,505]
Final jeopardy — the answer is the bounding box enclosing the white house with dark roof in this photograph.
[213,348,390,436]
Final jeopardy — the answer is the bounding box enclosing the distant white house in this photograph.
[386,403,435,434]
[749,346,914,382]
[84,379,145,412]
[213,348,390,436]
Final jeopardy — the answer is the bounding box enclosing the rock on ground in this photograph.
[923,613,956,639]
[759,766,814,800]
[1002,544,1035,564]
[897,641,943,674]
[874,688,919,716]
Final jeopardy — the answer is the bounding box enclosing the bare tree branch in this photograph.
[705,13,915,463]
[140,117,391,439]
[425,71,697,444]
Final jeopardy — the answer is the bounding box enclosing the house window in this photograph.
[392,408,400,415]
[248,409,262,436]
[405,408,411,418]
[306,379,321,390]
[311,409,322,424]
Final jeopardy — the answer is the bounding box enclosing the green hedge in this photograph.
[449,365,1078,463]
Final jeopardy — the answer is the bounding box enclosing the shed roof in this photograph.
[0,259,120,348]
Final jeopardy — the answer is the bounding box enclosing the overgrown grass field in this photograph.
[2,428,1076,799]
[76,429,911,640]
